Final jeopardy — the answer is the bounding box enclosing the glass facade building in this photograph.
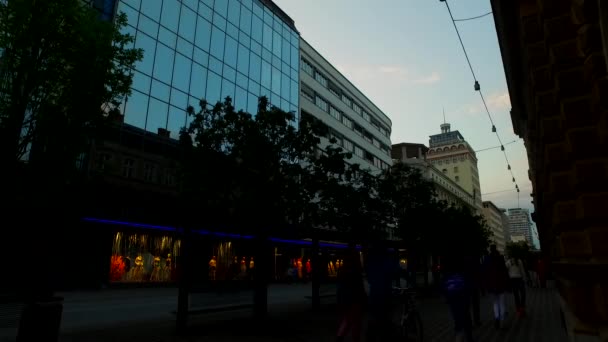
[115,0,300,139]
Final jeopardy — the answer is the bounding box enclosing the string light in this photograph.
[441,0,520,201]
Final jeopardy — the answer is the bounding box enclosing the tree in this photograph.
[505,241,531,260]
[0,0,141,299]
[0,0,142,197]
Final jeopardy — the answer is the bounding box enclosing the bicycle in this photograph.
[391,287,424,342]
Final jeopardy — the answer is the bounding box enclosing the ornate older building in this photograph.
[491,0,608,340]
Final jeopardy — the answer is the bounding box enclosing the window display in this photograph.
[110,232,181,283]
[207,241,254,281]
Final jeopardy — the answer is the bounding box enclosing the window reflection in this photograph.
[206,72,222,103]
[159,27,177,49]
[147,98,169,133]
[248,79,260,94]
[271,66,280,95]
[118,2,138,27]
[235,86,247,112]
[141,0,161,21]
[138,13,158,38]
[290,80,298,104]
[262,24,272,51]
[193,48,209,67]
[135,31,156,75]
[223,65,236,83]
[125,91,149,129]
[153,44,175,84]
[210,26,225,59]
[122,0,140,11]
[168,105,186,140]
[209,56,223,74]
[177,38,194,58]
[251,41,262,56]
[237,44,249,75]
[179,5,196,42]
[213,14,227,31]
[151,80,170,102]
[173,54,191,93]
[272,31,281,58]
[199,1,213,20]
[227,0,240,26]
[182,0,197,11]
[132,71,151,93]
[224,36,238,68]
[249,53,261,82]
[252,1,263,18]
[170,88,188,108]
[281,72,289,99]
[236,73,248,89]
[261,60,271,89]
[194,18,211,53]
[251,15,262,43]
[239,31,250,49]
[190,63,208,101]
[282,38,290,64]
[214,0,228,18]
[247,92,258,114]
[290,44,298,69]
[161,0,180,33]
[240,6,252,32]
[221,78,235,101]
[226,23,239,40]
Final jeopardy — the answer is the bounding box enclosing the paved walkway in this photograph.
[2,285,567,342]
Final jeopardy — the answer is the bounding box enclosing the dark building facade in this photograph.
[491,0,608,339]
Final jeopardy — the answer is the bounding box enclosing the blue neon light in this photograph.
[83,217,358,249]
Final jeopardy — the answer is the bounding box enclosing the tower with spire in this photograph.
[426,112,483,210]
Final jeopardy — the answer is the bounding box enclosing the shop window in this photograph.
[110,232,181,283]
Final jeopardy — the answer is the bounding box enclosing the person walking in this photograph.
[506,255,527,317]
[335,249,367,342]
[443,254,475,342]
[483,245,510,329]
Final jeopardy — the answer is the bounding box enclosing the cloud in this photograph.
[462,91,511,117]
[336,64,439,85]
[413,71,441,84]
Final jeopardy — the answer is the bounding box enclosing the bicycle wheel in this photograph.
[402,312,424,342]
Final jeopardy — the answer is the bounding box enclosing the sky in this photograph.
[273,0,534,214]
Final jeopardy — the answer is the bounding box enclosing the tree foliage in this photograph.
[505,241,531,260]
[0,0,142,195]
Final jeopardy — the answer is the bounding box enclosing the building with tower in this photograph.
[426,122,482,211]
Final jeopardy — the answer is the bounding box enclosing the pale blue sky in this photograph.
[274,0,533,213]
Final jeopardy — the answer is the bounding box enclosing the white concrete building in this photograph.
[507,208,534,245]
[299,39,392,173]
[482,201,508,252]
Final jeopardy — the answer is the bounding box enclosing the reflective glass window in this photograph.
[237,44,249,75]
[270,92,279,107]
[290,67,298,80]
[202,0,214,10]
[118,2,139,27]
[135,32,156,75]
[282,23,290,38]
[147,98,169,132]
[291,32,298,47]
[236,72,248,89]
[272,31,281,57]
[210,26,225,59]
[138,13,159,38]
[125,90,149,128]
[193,48,209,67]
[226,23,239,40]
[190,64,207,100]
[214,0,228,18]
[221,78,235,102]
[151,80,171,101]
[199,3,212,20]
[263,7,272,25]
[177,38,194,58]
[252,1,263,18]
[290,45,298,68]
[281,72,289,99]
[251,41,262,56]
[262,48,272,63]
[161,0,180,33]
[282,61,289,74]
[141,1,161,21]
[223,65,236,83]
[272,55,281,69]
[182,0,197,10]
[179,5,196,42]
[235,86,247,111]
[271,67,280,95]
[251,15,262,43]
[249,53,261,82]
[224,36,238,68]
[242,0,252,10]
[195,16,211,52]
[273,15,282,32]
[170,88,188,108]
[240,6,252,31]
[282,38,290,63]
[122,0,140,10]
[262,24,272,51]
[209,56,222,74]
[206,72,222,103]
[153,44,175,84]
[213,13,227,31]
[173,54,192,93]
[159,27,177,48]
[261,60,271,89]
[168,105,186,139]
[239,31,250,48]
[247,92,258,114]
[248,79,260,94]
[281,98,289,112]
[132,70,151,93]
[290,79,298,104]
[260,86,271,99]
[227,0,240,25]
